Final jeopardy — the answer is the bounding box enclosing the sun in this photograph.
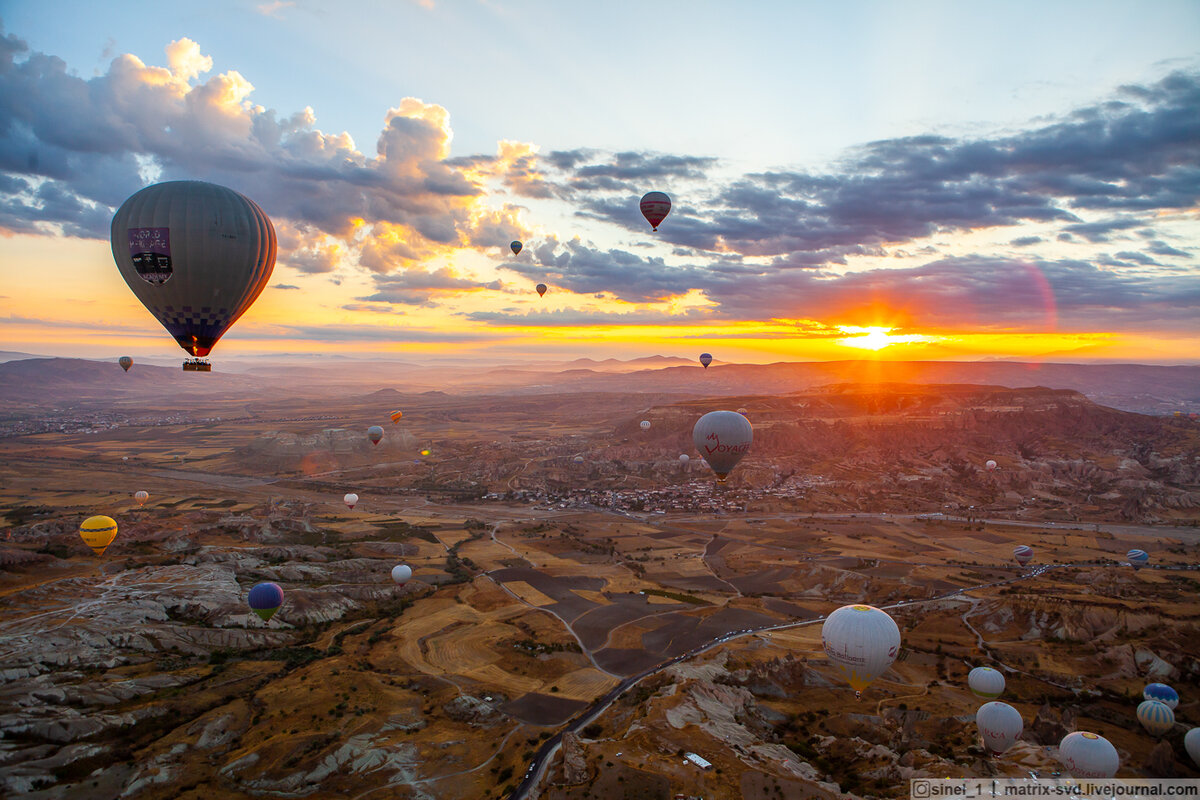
[837,326,936,351]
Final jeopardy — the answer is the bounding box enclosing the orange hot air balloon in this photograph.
[118,356,133,372]
[640,191,671,231]
[536,283,547,297]
[390,410,403,424]
[79,515,118,556]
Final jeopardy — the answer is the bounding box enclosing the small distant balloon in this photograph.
[368,426,384,446]
[420,448,431,456]
[392,564,413,586]
[390,410,403,424]
[536,283,547,297]
[976,701,1023,755]
[699,353,712,369]
[1013,545,1033,566]
[985,459,998,471]
[679,454,690,467]
[968,666,1005,699]
[134,490,149,507]
[573,455,585,464]
[344,493,358,510]
[1143,683,1178,710]
[247,582,284,622]
[79,515,118,556]
[1137,700,1175,737]
[640,420,651,431]
[639,191,671,231]
[1127,548,1149,569]
[510,241,522,256]
[118,356,133,372]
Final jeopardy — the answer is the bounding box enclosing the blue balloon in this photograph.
[1144,683,1179,710]
[248,581,284,621]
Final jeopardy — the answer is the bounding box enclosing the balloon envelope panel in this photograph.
[111,181,276,357]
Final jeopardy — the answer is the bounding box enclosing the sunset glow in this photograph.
[0,3,1194,365]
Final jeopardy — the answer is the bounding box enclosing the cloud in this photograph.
[0,34,518,272]
[357,267,502,306]
[272,284,300,290]
[1010,236,1043,247]
[256,1,296,17]
[272,323,490,343]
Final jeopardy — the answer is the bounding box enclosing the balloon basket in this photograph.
[183,359,212,372]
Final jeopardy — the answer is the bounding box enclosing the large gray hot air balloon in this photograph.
[692,410,752,482]
[111,181,276,359]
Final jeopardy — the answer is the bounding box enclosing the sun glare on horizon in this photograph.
[837,326,937,351]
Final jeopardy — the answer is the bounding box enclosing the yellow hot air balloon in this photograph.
[79,515,118,556]
[390,410,403,424]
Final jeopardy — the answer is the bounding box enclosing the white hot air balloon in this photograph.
[976,701,1023,755]
[968,666,1005,699]
[391,564,413,586]
[343,493,358,510]
[692,410,753,482]
[1185,728,1200,769]
[820,604,901,697]
[639,420,651,431]
[679,454,690,468]
[1059,731,1119,778]
[985,459,998,471]
[134,490,149,507]
[1137,699,1175,737]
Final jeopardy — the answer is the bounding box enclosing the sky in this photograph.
[1,0,1198,365]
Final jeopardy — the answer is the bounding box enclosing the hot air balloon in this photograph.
[1186,728,1200,769]
[134,490,149,507]
[573,455,585,464]
[390,410,403,424]
[736,407,748,415]
[1059,731,1119,778]
[79,515,118,556]
[536,283,547,297]
[247,582,284,622]
[420,448,431,456]
[968,666,1005,699]
[111,181,276,362]
[679,454,690,467]
[392,564,413,586]
[118,356,133,372]
[1137,699,1175,737]
[976,701,1023,755]
[1013,545,1033,566]
[985,459,998,471]
[820,604,901,697]
[699,353,712,369]
[344,493,358,510]
[640,420,651,431]
[693,411,753,482]
[368,426,384,446]
[639,191,671,231]
[1127,549,1149,569]
[1143,683,1179,710]
[510,241,522,256]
